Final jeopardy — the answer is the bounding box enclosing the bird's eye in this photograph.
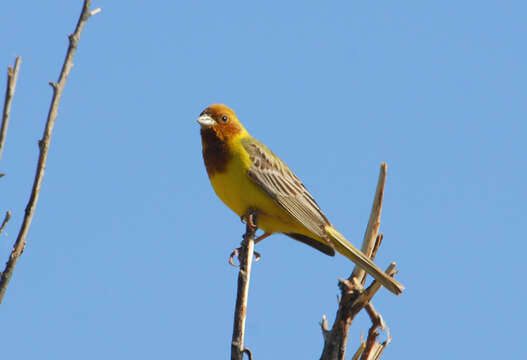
[221,115,228,123]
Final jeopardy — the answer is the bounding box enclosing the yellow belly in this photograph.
[208,150,308,236]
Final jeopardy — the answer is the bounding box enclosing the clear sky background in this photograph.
[1,1,525,359]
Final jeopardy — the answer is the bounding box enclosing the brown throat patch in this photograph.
[200,127,232,177]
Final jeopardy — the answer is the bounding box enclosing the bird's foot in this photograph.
[229,248,240,266]
[228,247,261,267]
[240,213,257,228]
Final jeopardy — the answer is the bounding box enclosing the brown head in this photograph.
[197,104,247,177]
[197,104,247,142]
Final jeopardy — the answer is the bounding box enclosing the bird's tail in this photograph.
[325,225,404,295]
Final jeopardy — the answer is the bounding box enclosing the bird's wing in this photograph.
[241,137,332,241]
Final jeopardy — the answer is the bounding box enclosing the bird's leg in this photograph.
[229,232,270,265]
[254,232,271,244]
[247,214,256,228]
[240,213,257,228]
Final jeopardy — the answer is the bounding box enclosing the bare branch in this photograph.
[320,163,401,360]
[360,303,391,360]
[359,263,397,306]
[231,210,258,360]
[0,0,101,304]
[319,276,364,360]
[351,163,387,284]
[0,56,21,162]
[320,264,398,360]
[0,211,11,235]
[369,234,383,263]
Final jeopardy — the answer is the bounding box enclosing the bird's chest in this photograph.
[209,157,254,216]
[201,131,289,230]
[207,149,278,219]
[210,163,304,234]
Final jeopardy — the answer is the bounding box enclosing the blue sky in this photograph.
[1,1,525,359]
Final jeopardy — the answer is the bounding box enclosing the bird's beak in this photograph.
[197,114,216,127]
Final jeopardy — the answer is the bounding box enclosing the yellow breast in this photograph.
[208,138,307,235]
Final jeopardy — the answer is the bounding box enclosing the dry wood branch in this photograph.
[351,163,387,284]
[0,0,100,304]
[0,211,11,235]
[361,264,397,304]
[369,234,383,263]
[320,263,398,360]
[231,210,258,360]
[352,342,366,360]
[360,303,390,360]
[319,163,400,360]
[319,277,365,360]
[0,56,21,163]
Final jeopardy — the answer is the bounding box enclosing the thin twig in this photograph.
[0,0,100,304]
[0,211,11,235]
[360,303,390,360]
[352,341,367,360]
[351,163,387,284]
[369,234,383,263]
[360,264,397,305]
[231,210,258,360]
[0,56,21,162]
[319,314,331,341]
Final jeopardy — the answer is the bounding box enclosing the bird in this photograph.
[197,104,404,295]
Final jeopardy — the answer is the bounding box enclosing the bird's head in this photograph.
[197,104,247,141]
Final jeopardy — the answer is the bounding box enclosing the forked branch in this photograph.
[319,163,401,360]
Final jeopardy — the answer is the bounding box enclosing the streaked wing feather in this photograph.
[242,138,331,242]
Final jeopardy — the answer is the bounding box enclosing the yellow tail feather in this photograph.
[325,226,404,295]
